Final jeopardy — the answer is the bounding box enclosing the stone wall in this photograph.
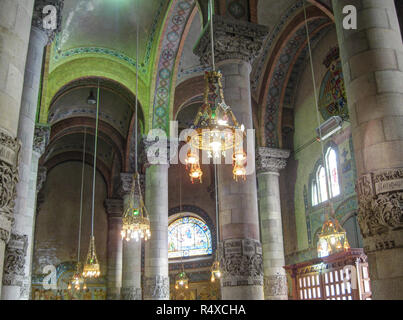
[32,162,108,278]
[285,28,363,264]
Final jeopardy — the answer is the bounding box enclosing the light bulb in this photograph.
[210,141,221,152]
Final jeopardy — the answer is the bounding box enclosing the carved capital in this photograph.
[141,137,176,168]
[0,215,12,243]
[33,125,50,156]
[143,275,170,300]
[32,0,64,44]
[220,239,264,287]
[2,232,29,286]
[0,129,21,223]
[256,147,290,174]
[356,168,403,240]
[121,286,142,300]
[104,199,123,218]
[264,275,288,299]
[194,16,269,66]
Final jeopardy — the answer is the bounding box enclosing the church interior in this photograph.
[0,0,402,301]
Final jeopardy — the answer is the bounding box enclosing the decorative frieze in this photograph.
[0,129,21,223]
[143,275,169,299]
[121,286,142,300]
[256,147,290,174]
[33,125,50,156]
[2,233,28,286]
[31,0,64,43]
[356,169,403,239]
[219,239,264,287]
[194,16,269,66]
[264,275,288,298]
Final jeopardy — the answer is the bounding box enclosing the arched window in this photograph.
[168,216,213,259]
[326,148,340,198]
[311,147,340,206]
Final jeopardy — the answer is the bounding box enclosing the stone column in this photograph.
[256,147,290,300]
[2,126,49,300]
[1,0,63,299]
[332,0,403,299]
[194,16,268,300]
[104,199,123,300]
[0,0,36,298]
[143,163,169,300]
[119,173,142,300]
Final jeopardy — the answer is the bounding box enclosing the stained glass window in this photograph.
[168,216,213,259]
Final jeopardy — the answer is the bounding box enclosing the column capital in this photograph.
[32,0,64,44]
[256,147,290,174]
[0,128,21,223]
[141,137,176,168]
[33,125,50,156]
[104,199,123,218]
[194,16,269,66]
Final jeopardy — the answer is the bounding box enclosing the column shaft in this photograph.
[144,164,169,300]
[2,26,48,300]
[107,216,123,300]
[332,0,403,299]
[0,0,35,298]
[217,60,263,300]
[256,148,289,300]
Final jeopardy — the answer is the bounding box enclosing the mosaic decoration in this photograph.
[264,18,329,147]
[168,217,213,259]
[318,47,348,120]
[50,1,166,76]
[152,0,195,132]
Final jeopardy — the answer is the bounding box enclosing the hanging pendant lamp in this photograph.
[120,2,151,242]
[300,1,351,258]
[185,0,247,183]
[82,83,101,279]
[68,129,88,290]
[175,168,190,290]
[121,173,151,241]
[211,164,221,282]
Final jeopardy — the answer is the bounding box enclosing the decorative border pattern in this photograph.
[152,0,195,132]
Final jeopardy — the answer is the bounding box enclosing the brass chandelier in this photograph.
[121,173,151,241]
[175,266,190,290]
[185,0,247,183]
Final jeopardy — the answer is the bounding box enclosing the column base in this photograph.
[263,275,288,300]
[221,285,264,300]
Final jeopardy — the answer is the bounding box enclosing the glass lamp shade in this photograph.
[317,218,351,258]
[70,262,86,291]
[210,260,221,282]
[175,270,190,290]
[189,163,203,184]
[82,236,101,278]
